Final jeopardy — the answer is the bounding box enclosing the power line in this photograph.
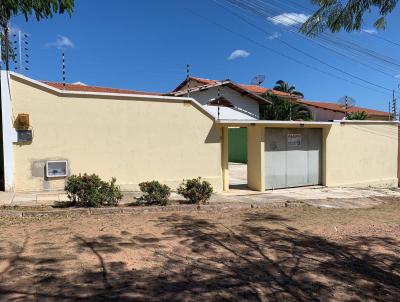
[225,0,400,70]
[185,8,394,97]
[216,0,399,95]
[216,0,397,78]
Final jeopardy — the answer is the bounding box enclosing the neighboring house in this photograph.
[171,76,390,121]
[299,100,391,121]
[169,77,272,120]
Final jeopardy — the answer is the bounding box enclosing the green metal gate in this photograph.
[228,128,247,163]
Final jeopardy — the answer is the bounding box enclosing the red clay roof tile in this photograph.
[41,81,161,96]
[300,100,389,117]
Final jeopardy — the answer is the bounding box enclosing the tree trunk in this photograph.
[3,25,9,71]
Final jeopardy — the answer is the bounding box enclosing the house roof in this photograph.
[170,79,270,104]
[173,76,389,118]
[172,76,218,92]
[300,100,389,117]
[41,81,162,96]
[238,84,292,97]
[173,76,299,99]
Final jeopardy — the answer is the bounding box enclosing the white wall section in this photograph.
[1,71,17,191]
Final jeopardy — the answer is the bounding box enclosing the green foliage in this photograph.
[137,181,171,206]
[0,0,74,69]
[177,177,213,204]
[300,0,398,36]
[273,80,304,98]
[0,32,15,62]
[346,111,368,120]
[0,0,74,23]
[260,93,313,121]
[65,173,122,207]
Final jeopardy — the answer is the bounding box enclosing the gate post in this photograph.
[221,126,229,191]
[247,125,265,191]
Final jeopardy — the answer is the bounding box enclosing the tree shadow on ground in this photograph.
[0,211,399,301]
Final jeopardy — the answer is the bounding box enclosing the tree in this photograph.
[273,80,304,98]
[260,92,312,121]
[0,32,15,63]
[300,0,398,36]
[346,111,368,120]
[0,0,74,70]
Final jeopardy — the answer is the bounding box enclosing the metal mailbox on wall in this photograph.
[17,130,33,143]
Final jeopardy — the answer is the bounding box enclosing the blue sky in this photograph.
[9,0,400,111]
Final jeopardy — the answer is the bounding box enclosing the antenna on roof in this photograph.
[250,74,266,86]
[338,96,356,119]
[62,51,66,89]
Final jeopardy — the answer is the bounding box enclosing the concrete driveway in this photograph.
[225,162,400,208]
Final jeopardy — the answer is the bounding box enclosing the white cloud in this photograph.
[228,49,250,60]
[267,32,280,40]
[268,13,310,26]
[362,28,378,34]
[45,35,75,50]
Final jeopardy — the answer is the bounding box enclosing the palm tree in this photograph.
[300,0,397,36]
[260,93,312,121]
[346,111,368,120]
[0,0,74,70]
[273,80,304,98]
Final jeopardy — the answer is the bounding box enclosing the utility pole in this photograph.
[344,95,348,119]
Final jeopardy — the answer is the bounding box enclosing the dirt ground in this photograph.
[0,200,399,301]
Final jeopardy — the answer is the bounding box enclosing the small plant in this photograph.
[177,177,213,204]
[65,174,122,207]
[137,181,171,206]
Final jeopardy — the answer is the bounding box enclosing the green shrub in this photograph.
[177,177,213,204]
[138,181,171,206]
[65,174,122,207]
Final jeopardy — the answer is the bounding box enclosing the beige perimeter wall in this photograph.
[324,123,398,187]
[11,76,222,192]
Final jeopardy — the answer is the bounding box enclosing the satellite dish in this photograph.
[338,96,356,109]
[250,74,266,86]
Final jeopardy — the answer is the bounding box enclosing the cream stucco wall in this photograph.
[10,76,222,192]
[222,121,398,191]
[247,126,265,191]
[324,122,398,187]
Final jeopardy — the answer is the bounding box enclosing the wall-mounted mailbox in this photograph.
[17,130,33,143]
[46,160,68,178]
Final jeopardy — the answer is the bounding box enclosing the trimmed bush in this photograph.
[177,177,213,204]
[65,174,122,207]
[138,181,171,206]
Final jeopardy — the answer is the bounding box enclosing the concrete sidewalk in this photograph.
[1,186,400,209]
[0,191,143,207]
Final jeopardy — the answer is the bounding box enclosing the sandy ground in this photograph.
[0,200,399,301]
